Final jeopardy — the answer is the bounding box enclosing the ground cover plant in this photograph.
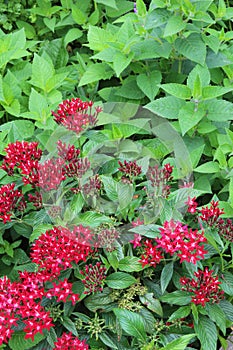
[1,0,233,349]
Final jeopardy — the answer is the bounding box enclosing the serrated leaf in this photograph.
[146,96,185,119]
[161,262,174,294]
[160,334,196,350]
[87,25,115,51]
[106,272,137,289]
[178,103,205,135]
[163,15,186,37]
[202,86,233,100]
[140,293,163,316]
[113,51,134,77]
[159,83,191,100]
[194,316,217,350]
[79,63,113,86]
[113,308,147,341]
[205,100,233,121]
[0,120,35,141]
[96,0,118,9]
[31,54,54,91]
[187,64,210,89]
[118,257,143,272]
[175,33,206,65]
[71,5,87,25]
[136,71,162,101]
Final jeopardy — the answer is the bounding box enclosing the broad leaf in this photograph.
[160,291,191,305]
[146,96,185,119]
[205,100,233,121]
[106,272,137,289]
[194,316,217,350]
[163,15,186,37]
[194,161,220,173]
[178,103,205,135]
[161,262,174,294]
[8,332,45,350]
[136,71,162,101]
[118,256,144,272]
[140,293,163,316]
[202,86,233,100]
[113,308,147,342]
[79,63,113,86]
[168,306,191,322]
[160,334,196,350]
[175,33,206,65]
[159,83,191,100]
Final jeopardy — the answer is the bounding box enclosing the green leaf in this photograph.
[139,293,163,316]
[118,257,144,272]
[106,272,137,289]
[160,334,196,350]
[187,64,210,90]
[163,15,186,37]
[132,39,172,60]
[71,5,87,24]
[113,51,134,77]
[168,306,191,322]
[194,161,220,173]
[87,25,115,51]
[43,17,56,32]
[116,77,145,99]
[8,331,45,350]
[0,120,35,141]
[30,224,53,243]
[96,0,118,9]
[113,308,147,341]
[146,96,185,119]
[205,100,233,121]
[159,84,191,100]
[84,289,113,312]
[178,103,205,135]
[31,54,54,91]
[101,175,118,201]
[194,316,217,350]
[136,0,147,16]
[219,299,233,322]
[175,33,206,65]
[202,86,233,100]
[219,271,233,296]
[206,303,226,335]
[99,333,118,349]
[161,262,174,294]
[64,28,83,47]
[117,182,134,210]
[79,63,113,86]
[136,71,162,101]
[160,291,191,305]
[75,211,113,227]
[61,317,78,336]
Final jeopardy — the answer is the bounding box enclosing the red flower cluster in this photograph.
[28,191,43,209]
[180,268,224,306]
[0,183,26,223]
[83,175,101,196]
[54,332,89,350]
[0,274,53,345]
[51,98,102,134]
[139,239,164,267]
[147,163,173,198]
[200,200,224,226]
[38,158,66,191]
[46,279,79,304]
[81,262,107,294]
[156,220,207,264]
[185,196,198,214]
[1,141,42,186]
[31,226,93,280]
[57,140,80,161]
[217,218,233,242]
[118,160,142,178]
[97,227,120,251]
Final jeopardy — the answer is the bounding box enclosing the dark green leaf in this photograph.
[106,272,137,289]
[113,308,147,341]
[160,291,191,305]
[194,316,217,350]
[161,262,174,294]
[175,33,206,65]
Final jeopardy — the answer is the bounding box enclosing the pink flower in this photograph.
[180,268,224,307]
[130,234,142,248]
[46,279,79,304]
[54,332,89,350]
[200,200,224,226]
[139,239,164,267]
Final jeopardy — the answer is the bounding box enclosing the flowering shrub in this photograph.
[0,96,232,350]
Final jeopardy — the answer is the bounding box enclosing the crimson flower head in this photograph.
[57,140,80,161]
[180,267,224,307]
[118,160,142,177]
[52,98,102,134]
[38,158,66,191]
[0,183,26,223]
[80,262,107,294]
[147,163,173,198]
[185,196,198,214]
[139,239,164,267]
[54,332,89,350]
[156,220,207,264]
[1,141,42,186]
[200,200,224,226]
[46,279,79,305]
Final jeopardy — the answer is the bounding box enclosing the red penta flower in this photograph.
[139,239,164,267]
[118,160,142,177]
[1,141,42,186]
[0,183,26,223]
[185,196,198,214]
[180,268,224,307]
[200,200,224,226]
[54,332,89,350]
[57,140,80,161]
[147,163,173,197]
[51,98,102,134]
[46,279,79,304]
[38,158,66,191]
[156,220,207,264]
